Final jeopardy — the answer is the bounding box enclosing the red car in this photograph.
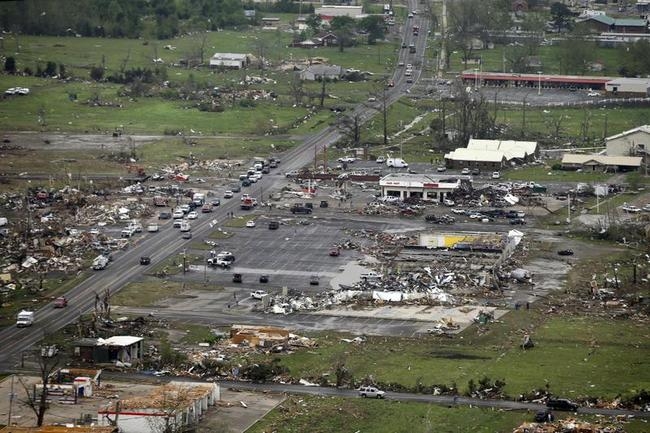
[53,297,68,308]
[329,248,340,257]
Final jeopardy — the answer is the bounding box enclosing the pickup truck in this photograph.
[207,257,230,268]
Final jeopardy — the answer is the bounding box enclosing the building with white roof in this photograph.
[209,53,249,69]
[605,77,650,96]
[605,125,650,165]
[466,139,538,162]
[73,336,144,365]
[379,173,468,203]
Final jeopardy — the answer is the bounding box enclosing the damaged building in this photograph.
[73,336,143,366]
[97,381,220,433]
[379,173,469,203]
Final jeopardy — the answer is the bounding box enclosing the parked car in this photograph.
[246,220,256,228]
[211,198,221,206]
[471,168,480,175]
[621,204,641,213]
[158,211,172,220]
[358,386,385,399]
[187,211,198,220]
[251,290,268,299]
[534,410,555,423]
[376,156,386,163]
[338,156,356,163]
[310,275,320,285]
[510,218,526,225]
[492,171,501,179]
[557,249,574,256]
[461,168,470,175]
[224,190,234,198]
[546,398,578,412]
[181,231,192,240]
[268,221,280,230]
[172,210,184,219]
[233,273,242,283]
[436,166,447,172]
[259,275,269,283]
[329,248,340,257]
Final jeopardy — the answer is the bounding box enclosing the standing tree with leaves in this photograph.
[330,16,356,52]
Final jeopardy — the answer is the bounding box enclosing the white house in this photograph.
[299,64,343,81]
[98,381,220,433]
[315,5,363,20]
[209,53,249,69]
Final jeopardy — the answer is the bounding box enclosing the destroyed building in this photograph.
[97,381,220,433]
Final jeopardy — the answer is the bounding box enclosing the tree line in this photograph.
[0,0,302,39]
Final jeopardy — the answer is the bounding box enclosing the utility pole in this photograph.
[7,375,15,426]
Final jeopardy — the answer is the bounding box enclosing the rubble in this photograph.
[512,418,627,433]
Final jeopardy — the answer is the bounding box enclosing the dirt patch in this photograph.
[428,351,491,360]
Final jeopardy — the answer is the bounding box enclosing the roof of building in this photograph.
[380,173,467,185]
[584,15,648,27]
[98,336,143,347]
[302,64,342,75]
[444,148,506,162]
[606,125,650,142]
[561,154,642,166]
[467,139,537,159]
[0,427,116,433]
[99,382,218,413]
[605,77,650,86]
[461,71,613,85]
[210,53,248,60]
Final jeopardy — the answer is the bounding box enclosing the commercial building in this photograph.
[560,154,642,171]
[98,381,220,433]
[314,5,363,20]
[443,148,506,171]
[379,173,466,203]
[578,15,648,34]
[466,139,538,162]
[604,77,650,96]
[460,71,612,90]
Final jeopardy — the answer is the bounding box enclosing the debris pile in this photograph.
[512,418,626,433]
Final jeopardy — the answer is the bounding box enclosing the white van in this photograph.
[386,158,408,168]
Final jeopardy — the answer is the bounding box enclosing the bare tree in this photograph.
[19,347,60,426]
[337,113,361,147]
[289,73,304,106]
[545,114,566,140]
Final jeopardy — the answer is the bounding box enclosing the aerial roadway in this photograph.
[0,0,430,370]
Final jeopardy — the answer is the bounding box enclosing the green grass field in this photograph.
[246,395,647,433]
[268,312,650,400]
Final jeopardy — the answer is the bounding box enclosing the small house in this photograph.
[209,53,249,69]
[299,64,343,81]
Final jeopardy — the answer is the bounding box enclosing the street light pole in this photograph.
[537,71,541,96]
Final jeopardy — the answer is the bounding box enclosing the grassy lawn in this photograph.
[269,311,650,400]
[223,215,256,228]
[246,395,643,433]
[111,279,221,307]
[448,44,623,77]
[179,323,222,345]
[503,163,612,183]
[497,105,650,143]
